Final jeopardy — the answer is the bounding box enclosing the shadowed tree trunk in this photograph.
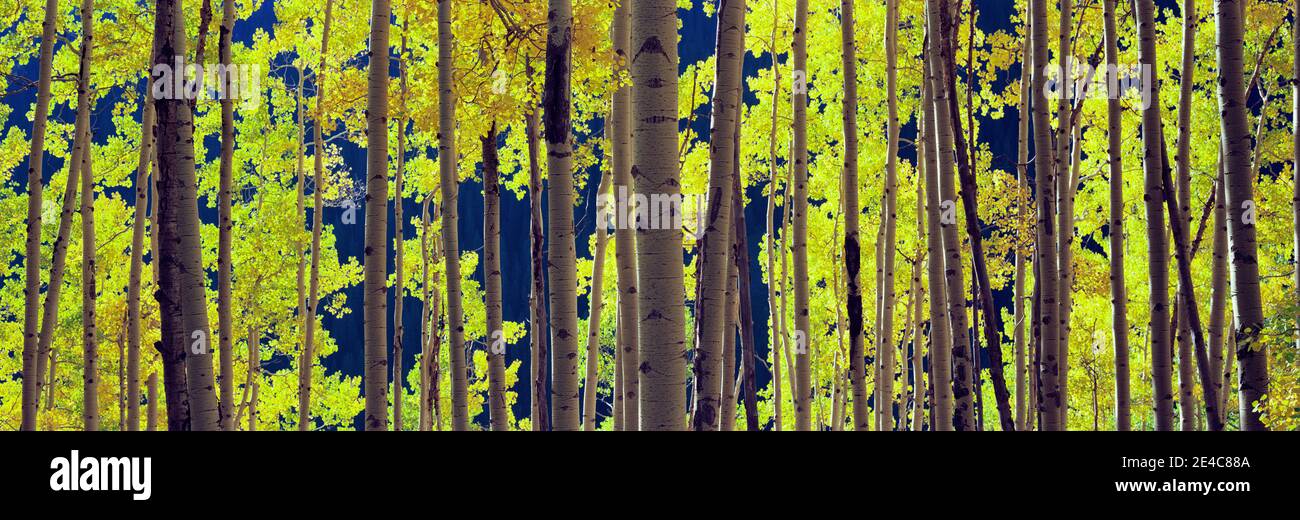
[841,0,869,432]
[1014,11,1031,431]
[631,0,686,431]
[20,0,60,431]
[920,50,954,431]
[216,0,235,432]
[526,103,550,431]
[392,11,409,431]
[1209,159,1229,426]
[583,166,609,431]
[154,0,220,431]
[483,124,509,431]
[1215,0,1268,430]
[1104,0,1131,431]
[1173,0,1198,432]
[610,2,638,431]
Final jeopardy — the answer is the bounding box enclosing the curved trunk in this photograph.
[610,1,638,431]
[631,0,686,431]
[481,125,509,431]
[436,0,467,431]
[1136,0,1174,431]
[362,0,392,431]
[919,55,953,430]
[544,0,580,431]
[301,0,333,431]
[20,0,60,431]
[1028,0,1062,430]
[1104,0,1131,431]
[216,0,235,432]
[690,0,743,432]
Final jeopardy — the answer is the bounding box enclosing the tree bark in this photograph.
[691,0,743,432]
[840,0,869,433]
[1209,159,1229,426]
[146,372,158,431]
[1055,0,1074,429]
[544,0,580,431]
[1173,0,1198,432]
[81,97,98,432]
[436,0,467,431]
[215,0,235,432]
[483,125,509,431]
[582,166,609,431]
[730,113,759,431]
[1104,0,1131,431]
[790,0,813,432]
[300,0,334,431]
[920,52,954,431]
[610,2,638,431]
[526,104,550,431]
[1014,11,1031,432]
[362,0,392,431]
[392,12,409,431]
[631,0,686,431]
[20,0,60,431]
[1029,0,1063,430]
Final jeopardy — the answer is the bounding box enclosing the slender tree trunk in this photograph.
[544,0,580,431]
[631,0,686,431]
[214,0,235,432]
[731,113,760,431]
[1294,0,1300,356]
[789,0,813,432]
[1104,0,1131,432]
[840,0,869,433]
[720,253,740,431]
[483,125,509,431]
[436,0,467,431]
[392,13,409,431]
[125,51,158,433]
[526,104,550,431]
[690,0,743,432]
[81,98,99,432]
[1209,159,1229,426]
[362,0,392,431]
[1136,0,1175,431]
[1173,0,1198,432]
[925,0,977,430]
[876,0,901,433]
[1029,0,1063,430]
[300,0,333,431]
[146,372,158,431]
[1014,13,1031,432]
[420,197,433,431]
[610,2,638,431]
[20,0,60,431]
[920,54,954,430]
[1055,0,1074,430]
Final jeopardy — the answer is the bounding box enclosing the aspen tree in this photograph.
[1135,0,1174,431]
[1173,0,1198,432]
[920,53,953,430]
[877,0,900,433]
[20,0,60,431]
[1208,160,1229,427]
[420,197,433,431]
[544,0,580,431]
[1294,0,1300,355]
[1055,1,1073,428]
[437,0,468,431]
[840,0,868,432]
[631,0,686,431]
[392,11,409,431]
[216,0,235,432]
[154,0,218,431]
[362,0,392,431]
[146,372,158,431]
[1104,0,1131,431]
[731,113,760,431]
[1014,11,1031,432]
[1029,0,1062,430]
[484,125,509,431]
[691,0,744,432]
[610,1,638,430]
[790,0,813,432]
[81,102,98,432]
[582,166,610,431]
[526,104,550,431]
[301,0,334,431]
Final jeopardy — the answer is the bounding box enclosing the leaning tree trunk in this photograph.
[544,0,581,431]
[631,0,686,431]
[791,0,813,432]
[610,1,638,430]
[1136,0,1175,431]
[362,0,392,431]
[731,120,760,431]
[841,0,869,432]
[1104,0,1131,431]
[1029,0,1063,431]
[925,0,976,431]
[81,101,99,432]
[1215,0,1269,430]
[20,0,60,431]
[483,125,510,431]
[1014,12,1031,432]
[690,0,744,432]
[301,0,333,431]
[126,86,156,433]
[216,0,235,432]
[154,0,218,431]
[919,53,954,430]
[436,0,467,431]
[582,166,610,431]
